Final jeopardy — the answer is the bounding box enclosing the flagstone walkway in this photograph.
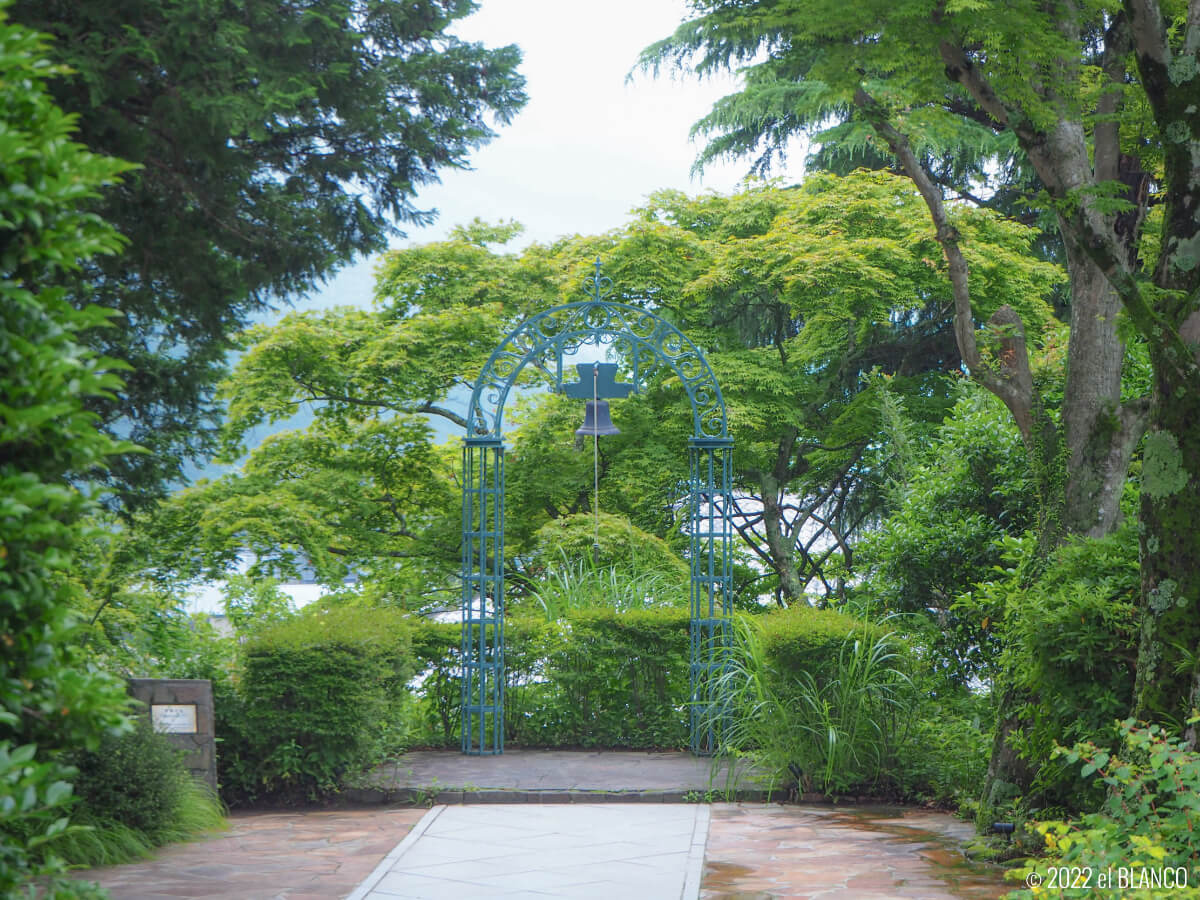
[73,802,1010,899]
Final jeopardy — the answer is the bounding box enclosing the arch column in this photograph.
[461,436,505,755]
[688,437,734,754]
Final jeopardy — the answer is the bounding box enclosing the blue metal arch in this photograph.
[460,264,733,756]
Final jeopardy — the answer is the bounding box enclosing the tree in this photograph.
[643,0,1200,744]
[126,176,1060,620]
[0,10,134,890]
[860,382,1039,682]
[125,222,549,607]
[616,173,1060,603]
[10,0,527,509]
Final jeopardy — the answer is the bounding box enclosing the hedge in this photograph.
[755,604,889,690]
[214,602,884,804]
[411,608,690,749]
[217,606,415,804]
[408,605,881,751]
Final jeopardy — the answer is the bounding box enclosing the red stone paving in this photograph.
[69,807,427,900]
[701,804,1010,900]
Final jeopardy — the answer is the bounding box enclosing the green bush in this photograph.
[531,512,689,582]
[980,524,1140,812]
[889,687,992,805]
[514,609,690,748]
[711,611,911,796]
[406,609,690,750]
[69,717,188,839]
[57,717,225,866]
[218,606,415,805]
[1008,718,1200,899]
[0,10,135,894]
[755,604,888,688]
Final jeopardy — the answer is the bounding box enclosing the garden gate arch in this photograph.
[460,263,733,755]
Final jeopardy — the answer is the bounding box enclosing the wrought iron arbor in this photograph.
[460,264,733,755]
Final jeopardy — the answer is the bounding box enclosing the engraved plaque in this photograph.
[151,704,197,734]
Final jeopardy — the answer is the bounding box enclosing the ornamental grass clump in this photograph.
[56,717,225,866]
[708,607,912,797]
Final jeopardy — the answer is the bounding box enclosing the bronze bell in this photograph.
[576,399,620,437]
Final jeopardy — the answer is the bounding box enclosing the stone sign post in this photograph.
[128,678,217,793]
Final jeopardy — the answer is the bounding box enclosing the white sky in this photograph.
[306,0,802,312]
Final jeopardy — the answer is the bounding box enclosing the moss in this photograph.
[1142,430,1189,499]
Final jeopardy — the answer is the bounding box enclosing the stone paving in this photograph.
[354,749,772,804]
[701,804,1009,900]
[67,752,1012,899]
[349,804,708,899]
[71,802,1011,899]
[76,807,427,900]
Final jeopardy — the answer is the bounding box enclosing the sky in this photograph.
[305,0,802,313]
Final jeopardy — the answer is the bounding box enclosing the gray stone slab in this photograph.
[360,749,773,803]
[349,804,710,900]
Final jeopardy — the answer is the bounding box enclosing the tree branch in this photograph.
[854,87,1038,440]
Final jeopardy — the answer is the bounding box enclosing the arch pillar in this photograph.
[688,436,734,755]
[461,436,505,755]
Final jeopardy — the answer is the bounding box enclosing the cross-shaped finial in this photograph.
[582,257,613,302]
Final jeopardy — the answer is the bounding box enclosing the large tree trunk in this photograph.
[858,63,1148,811]
[1132,376,1200,732]
[1059,238,1136,538]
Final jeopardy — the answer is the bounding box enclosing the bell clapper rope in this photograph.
[592,362,600,562]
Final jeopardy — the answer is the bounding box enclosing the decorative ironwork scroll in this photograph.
[460,262,733,755]
[465,262,729,441]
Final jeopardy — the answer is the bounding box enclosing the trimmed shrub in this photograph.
[407,609,690,750]
[531,512,689,583]
[755,604,888,689]
[514,608,690,748]
[218,606,415,804]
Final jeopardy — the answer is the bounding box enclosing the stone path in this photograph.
[72,803,1010,899]
[349,804,707,900]
[701,804,1009,899]
[78,807,427,900]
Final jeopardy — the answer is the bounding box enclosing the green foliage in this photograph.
[860,383,1036,680]
[58,717,225,867]
[753,604,888,687]
[531,512,688,581]
[522,514,689,619]
[146,172,1063,615]
[407,610,691,751]
[221,574,294,636]
[55,778,225,870]
[981,522,1141,810]
[0,9,136,893]
[68,718,188,839]
[711,610,913,796]
[1008,719,1200,899]
[890,689,992,806]
[514,609,690,749]
[218,606,416,804]
[8,0,527,507]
